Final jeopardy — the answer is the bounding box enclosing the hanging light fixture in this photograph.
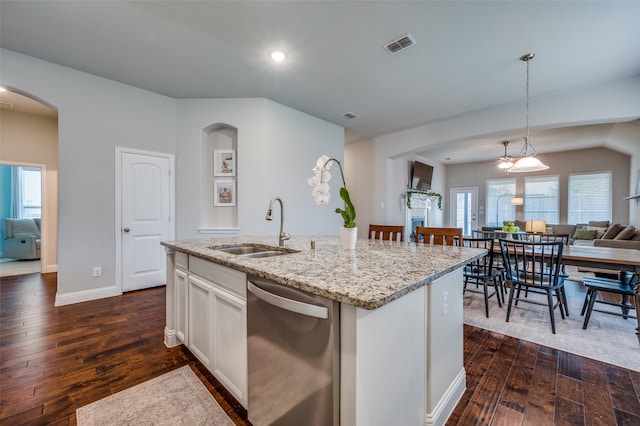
[497,140,514,170]
[508,53,549,173]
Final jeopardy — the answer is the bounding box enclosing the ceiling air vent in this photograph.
[384,34,417,55]
[342,112,359,119]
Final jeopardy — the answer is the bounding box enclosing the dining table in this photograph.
[493,242,640,341]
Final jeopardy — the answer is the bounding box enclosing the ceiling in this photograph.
[1,1,639,163]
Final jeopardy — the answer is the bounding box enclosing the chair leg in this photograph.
[556,288,566,319]
[483,280,490,318]
[581,288,593,316]
[547,290,556,334]
[492,278,502,308]
[560,286,569,317]
[582,289,599,330]
[506,283,516,323]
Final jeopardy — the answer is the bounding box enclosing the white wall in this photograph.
[1,49,177,299]
[176,98,344,240]
[2,49,345,305]
[346,76,640,228]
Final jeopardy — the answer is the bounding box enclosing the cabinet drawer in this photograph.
[175,252,188,270]
[189,256,246,300]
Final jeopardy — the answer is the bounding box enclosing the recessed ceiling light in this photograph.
[0,87,7,92]
[269,51,287,62]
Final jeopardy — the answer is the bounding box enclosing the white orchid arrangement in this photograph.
[308,155,356,228]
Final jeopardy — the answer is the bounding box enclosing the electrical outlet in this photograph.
[442,292,449,316]
[93,266,102,277]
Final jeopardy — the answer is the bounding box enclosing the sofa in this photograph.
[498,220,640,250]
[3,218,41,260]
[530,220,640,278]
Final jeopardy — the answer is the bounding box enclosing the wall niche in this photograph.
[200,123,238,233]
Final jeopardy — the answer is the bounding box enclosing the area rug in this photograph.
[464,289,640,372]
[0,259,40,277]
[76,366,234,425]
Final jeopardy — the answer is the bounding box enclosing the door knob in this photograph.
[123,227,130,233]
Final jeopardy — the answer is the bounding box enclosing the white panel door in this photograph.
[121,152,171,292]
[450,187,478,236]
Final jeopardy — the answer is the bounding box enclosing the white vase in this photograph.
[340,226,358,250]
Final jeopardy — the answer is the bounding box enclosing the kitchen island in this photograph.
[162,236,485,426]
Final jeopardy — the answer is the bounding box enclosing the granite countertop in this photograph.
[161,236,486,310]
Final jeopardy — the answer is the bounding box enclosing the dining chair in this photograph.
[415,227,462,246]
[499,239,567,334]
[462,237,503,317]
[368,224,404,242]
[580,271,638,330]
[527,233,572,279]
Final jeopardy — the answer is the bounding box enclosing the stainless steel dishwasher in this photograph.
[247,275,340,426]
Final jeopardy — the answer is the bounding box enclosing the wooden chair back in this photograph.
[368,224,404,242]
[415,227,462,246]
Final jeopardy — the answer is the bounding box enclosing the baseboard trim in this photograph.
[54,285,121,307]
[45,263,57,273]
[424,368,466,426]
[164,327,179,348]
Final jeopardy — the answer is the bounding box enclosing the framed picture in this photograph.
[214,149,236,176]
[214,179,236,206]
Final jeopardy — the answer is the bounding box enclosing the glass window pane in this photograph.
[568,172,611,224]
[486,178,516,227]
[20,167,41,219]
[524,176,559,224]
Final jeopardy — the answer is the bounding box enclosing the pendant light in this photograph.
[508,53,549,173]
[497,140,514,170]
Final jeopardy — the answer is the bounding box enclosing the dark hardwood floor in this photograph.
[0,272,249,425]
[1,272,639,425]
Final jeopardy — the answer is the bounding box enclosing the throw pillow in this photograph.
[573,229,598,240]
[602,223,625,239]
[586,225,607,239]
[614,226,636,240]
[631,232,640,242]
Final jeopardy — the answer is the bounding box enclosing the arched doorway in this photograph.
[0,87,58,277]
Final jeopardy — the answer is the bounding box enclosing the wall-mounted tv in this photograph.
[411,161,433,191]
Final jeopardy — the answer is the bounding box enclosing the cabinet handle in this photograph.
[248,281,328,319]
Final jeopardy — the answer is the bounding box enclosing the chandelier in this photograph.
[497,140,514,170]
[508,53,549,173]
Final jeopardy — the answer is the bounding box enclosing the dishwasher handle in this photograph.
[248,281,328,319]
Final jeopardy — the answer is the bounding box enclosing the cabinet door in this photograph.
[211,286,247,406]
[175,267,188,344]
[188,275,213,368]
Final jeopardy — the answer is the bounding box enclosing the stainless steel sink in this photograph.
[212,244,298,258]
[215,245,273,255]
[242,251,290,258]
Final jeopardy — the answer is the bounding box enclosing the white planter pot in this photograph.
[341,226,358,250]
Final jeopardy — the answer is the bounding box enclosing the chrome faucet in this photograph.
[266,196,290,247]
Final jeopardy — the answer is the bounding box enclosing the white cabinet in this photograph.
[188,274,214,368]
[186,256,247,407]
[211,286,247,404]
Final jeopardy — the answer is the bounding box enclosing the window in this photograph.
[568,172,611,224]
[524,176,559,223]
[486,178,516,227]
[11,166,41,219]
